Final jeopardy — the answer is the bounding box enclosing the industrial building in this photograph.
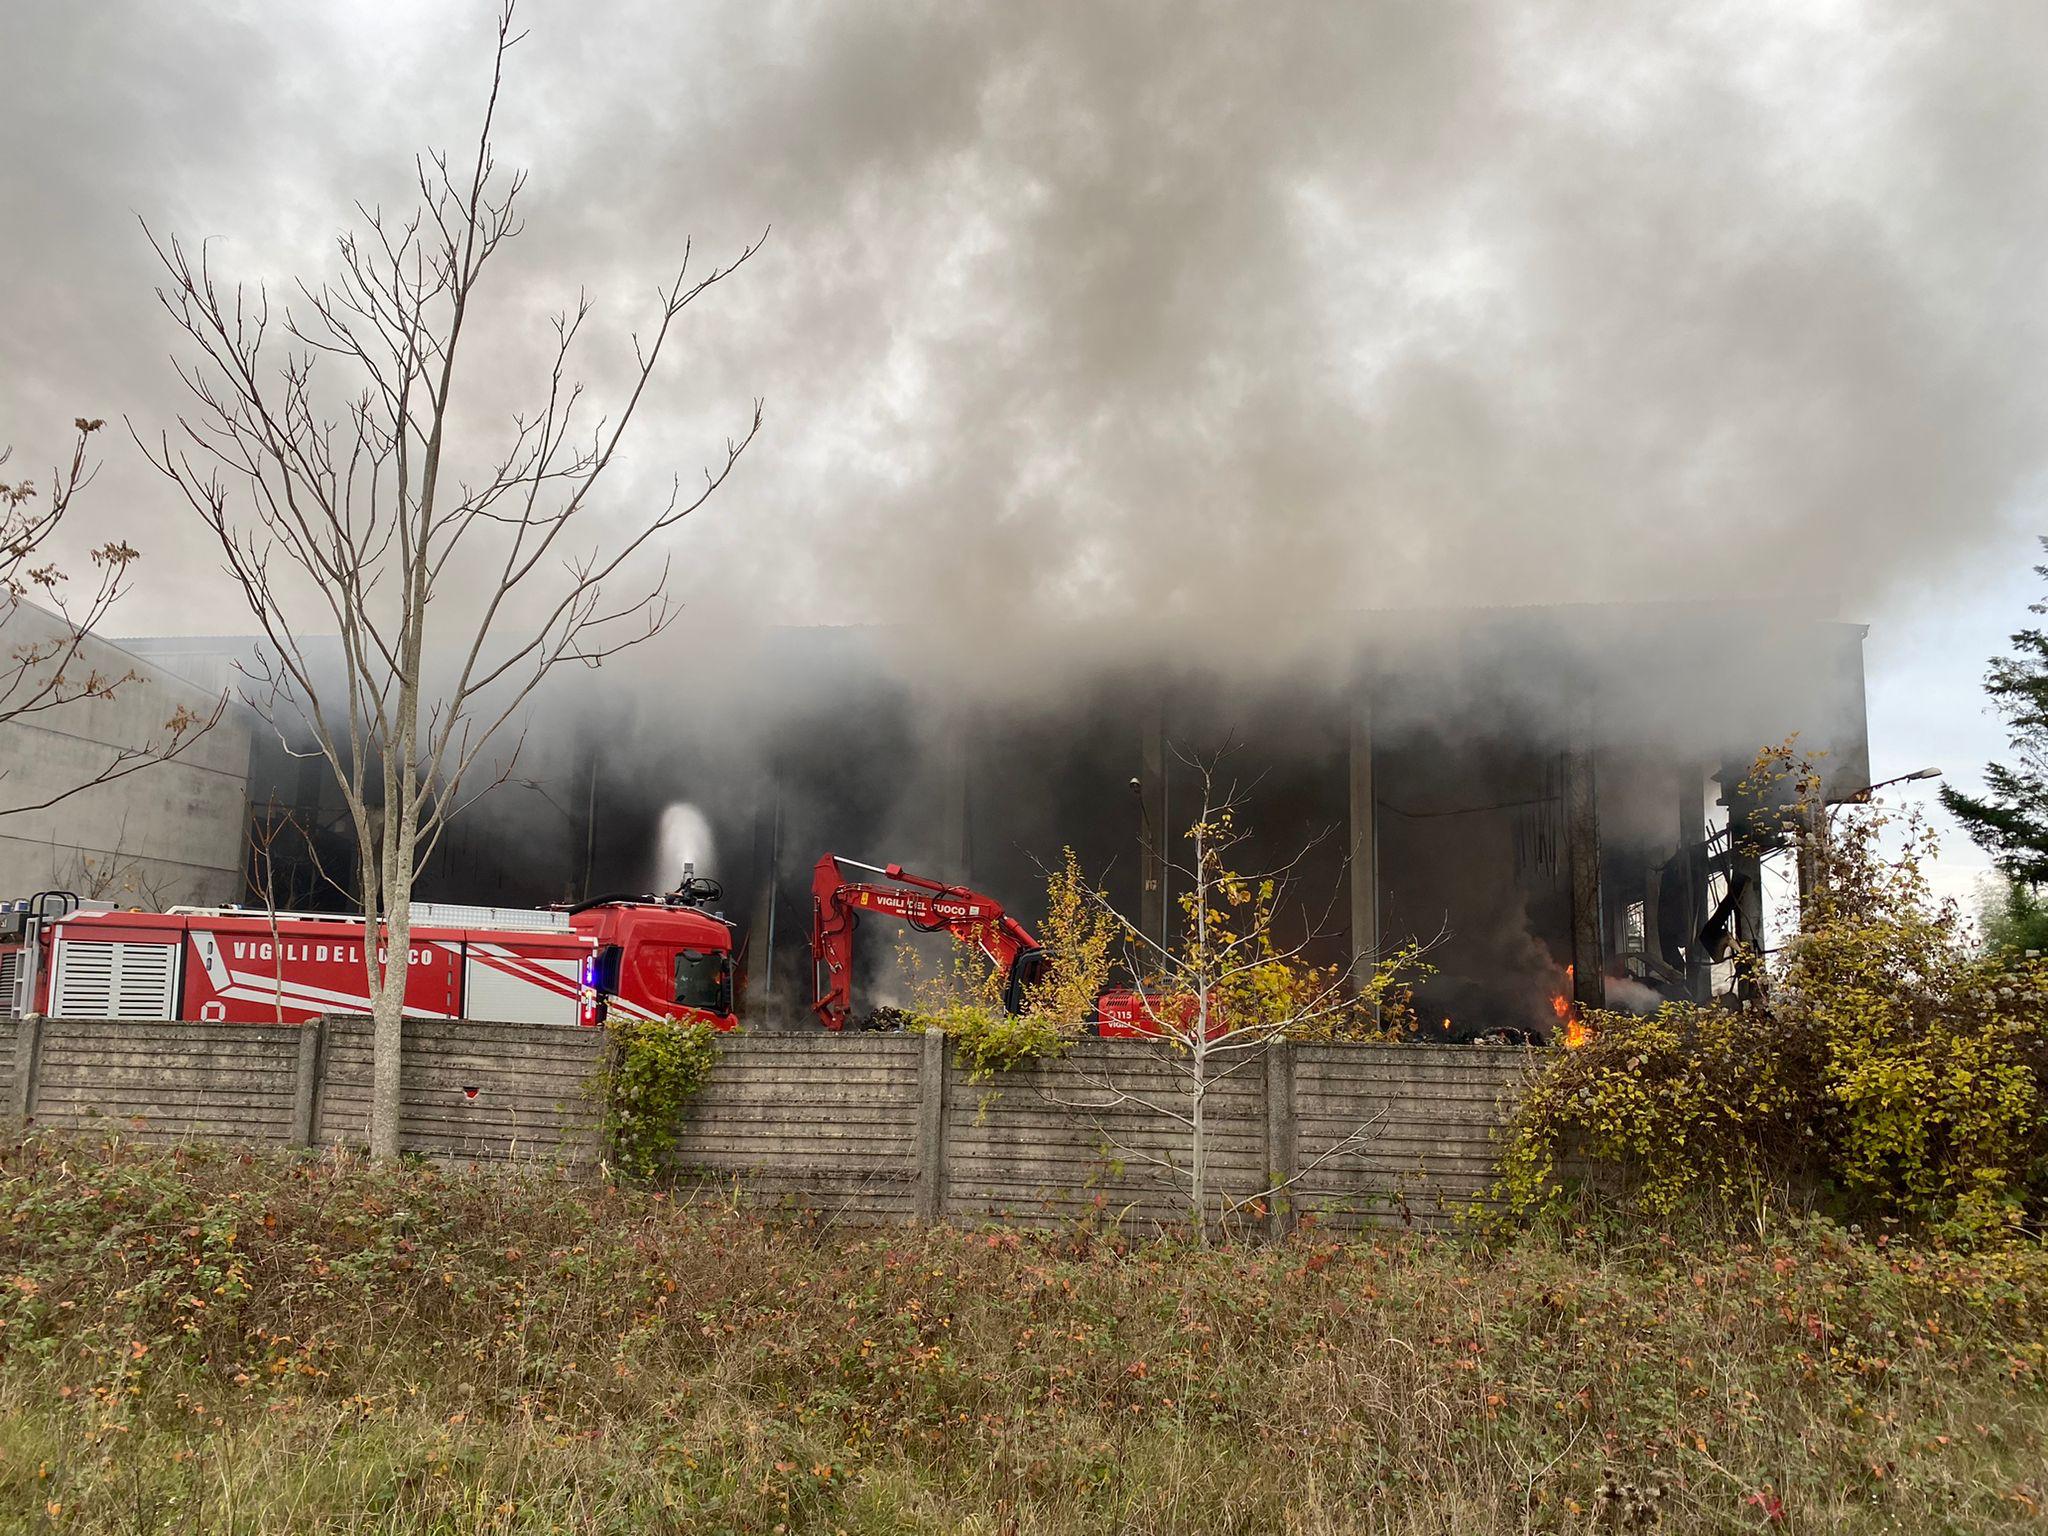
[0,604,251,907]
[401,604,1874,1037]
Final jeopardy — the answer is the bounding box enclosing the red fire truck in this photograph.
[0,878,737,1029]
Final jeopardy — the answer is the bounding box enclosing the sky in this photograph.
[3,1,2045,904]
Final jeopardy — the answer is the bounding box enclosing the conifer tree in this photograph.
[1943,539,2048,883]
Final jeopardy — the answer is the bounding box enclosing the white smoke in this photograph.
[649,801,716,893]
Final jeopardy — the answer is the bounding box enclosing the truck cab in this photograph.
[569,900,738,1028]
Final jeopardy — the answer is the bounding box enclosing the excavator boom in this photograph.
[809,854,1044,1030]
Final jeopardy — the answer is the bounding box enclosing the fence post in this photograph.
[11,1015,42,1132]
[1265,1039,1298,1240]
[915,1028,950,1222]
[291,1016,328,1149]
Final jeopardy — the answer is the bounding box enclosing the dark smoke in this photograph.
[4,3,2046,641]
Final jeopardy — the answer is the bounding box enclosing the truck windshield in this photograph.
[673,949,732,1014]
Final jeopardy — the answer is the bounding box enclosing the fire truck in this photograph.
[0,871,738,1029]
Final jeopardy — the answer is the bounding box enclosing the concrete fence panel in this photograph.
[1291,1043,1537,1230]
[27,1018,302,1145]
[317,1016,607,1162]
[941,1040,1270,1231]
[671,1033,926,1217]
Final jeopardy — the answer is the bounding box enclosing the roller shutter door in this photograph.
[463,947,581,1025]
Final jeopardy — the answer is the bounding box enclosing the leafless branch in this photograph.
[1,418,226,816]
[132,0,762,1160]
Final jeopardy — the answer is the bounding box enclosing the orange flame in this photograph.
[1552,965,1591,1049]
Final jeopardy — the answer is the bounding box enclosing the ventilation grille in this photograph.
[0,949,20,1019]
[51,941,179,1020]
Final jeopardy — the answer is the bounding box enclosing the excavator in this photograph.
[808,853,1229,1039]
[809,854,1049,1031]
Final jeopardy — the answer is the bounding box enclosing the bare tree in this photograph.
[2,419,222,815]
[1047,752,1419,1241]
[54,811,181,911]
[138,3,764,1158]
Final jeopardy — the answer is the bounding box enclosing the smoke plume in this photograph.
[3,2,2046,646]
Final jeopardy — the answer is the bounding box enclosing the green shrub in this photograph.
[1498,1002,1821,1218]
[600,1016,717,1180]
[911,1000,1074,1082]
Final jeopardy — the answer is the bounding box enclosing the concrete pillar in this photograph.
[915,1027,950,1222]
[1348,696,1379,1006]
[291,1016,327,1148]
[1718,759,1768,1003]
[1565,716,1606,1012]
[744,787,781,1018]
[10,1014,41,1130]
[939,717,972,880]
[1139,698,1167,951]
[1795,798,1829,920]
[1264,1039,1298,1240]
[1730,844,1766,1003]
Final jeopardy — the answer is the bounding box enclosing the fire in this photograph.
[1552,965,1591,1049]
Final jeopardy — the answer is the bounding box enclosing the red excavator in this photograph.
[807,852,1193,1037]
[809,854,1049,1031]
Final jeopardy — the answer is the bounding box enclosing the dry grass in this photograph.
[0,1136,2044,1533]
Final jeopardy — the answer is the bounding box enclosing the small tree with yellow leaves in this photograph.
[1046,753,1428,1240]
[1023,846,1119,1030]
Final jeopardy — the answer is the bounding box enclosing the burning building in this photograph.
[383,600,1870,1041]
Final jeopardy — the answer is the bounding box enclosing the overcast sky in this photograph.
[5,1,2044,899]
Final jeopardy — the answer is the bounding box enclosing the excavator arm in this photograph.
[810,854,1045,1030]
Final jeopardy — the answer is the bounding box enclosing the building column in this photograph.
[1675,762,1708,1002]
[1565,711,1606,1013]
[1714,757,1768,1004]
[1139,697,1167,952]
[744,782,781,1019]
[939,715,972,881]
[1348,693,1379,1007]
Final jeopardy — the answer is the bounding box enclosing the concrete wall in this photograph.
[0,603,251,906]
[0,1017,1538,1232]
[671,1034,929,1217]
[28,1019,302,1143]
[317,1016,603,1163]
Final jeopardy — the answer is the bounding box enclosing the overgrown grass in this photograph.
[1,1137,2044,1533]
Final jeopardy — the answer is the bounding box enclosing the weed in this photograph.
[0,1136,2042,1532]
